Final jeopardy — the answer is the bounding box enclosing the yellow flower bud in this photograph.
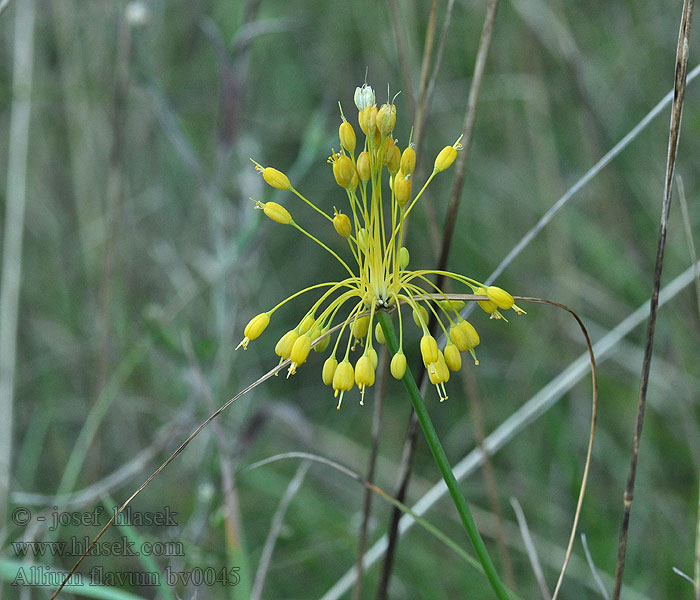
[475,286,499,315]
[352,315,370,339]
[486,286,514,310]
[339,120,356,153]
[313,327,331,353]
[375,322,386,345]
[244,313,269,339]
[333,211,352,238]
[434,145,458,172]
[420,334,439,365]
[457,320,480,350]
[367,105,378,135]
[444,343,462,372]
[437,350,450,382]
[399,246,410,269]
[355,355,376,394]
[394,171,411,207]
[259,201,292,225]
[357,151,371,182]
[322,356,338,386]
[382,137,396,165]
[288,334,312,376]
[377,103,396,136]
[275,330,299,360]
[400,146,416,175]
[332,154,355,188]
[439,299,466,313]
[350,169,359,191]
[262,167,291,190]
[428,351,450,401]
[390,352,407,379]
[368,347,378,369]
[333,359,355,409]
[359,105,378,136]
[449,322,467,352]
[358,109,368,135]
[412,304,428,328]
[387,144,401,174]
[236,312,270,349]
[298,314,315,334]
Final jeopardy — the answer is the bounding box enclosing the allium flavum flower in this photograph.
[237,84,524,409]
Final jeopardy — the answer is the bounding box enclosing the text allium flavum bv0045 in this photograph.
[237,83,525,409]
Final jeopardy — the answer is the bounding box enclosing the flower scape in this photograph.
[237,84,524,409]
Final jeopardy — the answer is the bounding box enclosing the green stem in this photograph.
[376,309,510,600]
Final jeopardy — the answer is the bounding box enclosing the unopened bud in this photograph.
[376,103,396,136]
[394,171,411,207]
[332,154,355,188]
[333,210,352,238]
[339,121,356,153]
[400,146,416,175]
[357,151,371,182]
[262,167,291,190]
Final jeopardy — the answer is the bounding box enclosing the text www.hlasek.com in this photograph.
[12,536,184,557]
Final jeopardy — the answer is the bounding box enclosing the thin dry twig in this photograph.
[511,497,551,600]
[516,298,598,600]
[612,2,695,597]
[182,333,246,572]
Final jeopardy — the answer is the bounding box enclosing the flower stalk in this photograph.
[376,309,510,600]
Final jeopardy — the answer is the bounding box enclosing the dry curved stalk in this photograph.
[516,297,598,599]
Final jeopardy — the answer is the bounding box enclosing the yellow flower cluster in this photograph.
[237,84,524,408]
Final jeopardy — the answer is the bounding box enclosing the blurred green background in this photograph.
[2,0,700,598]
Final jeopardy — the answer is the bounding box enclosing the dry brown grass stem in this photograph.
[182,333,245,564]
[612,1,695,597]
